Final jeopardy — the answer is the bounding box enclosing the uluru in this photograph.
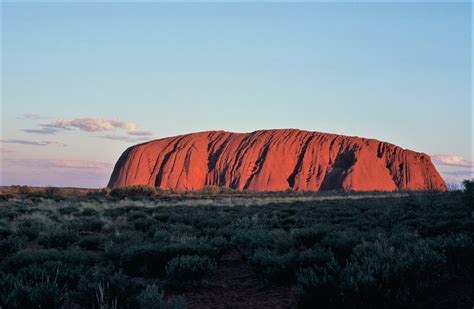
[108,129,446,192]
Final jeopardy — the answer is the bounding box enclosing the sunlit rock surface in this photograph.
[108,129,446,191]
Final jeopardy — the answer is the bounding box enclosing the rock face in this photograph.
[108,129,446,191]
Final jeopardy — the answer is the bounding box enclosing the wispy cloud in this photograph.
[3,159,114,187]
[0,148,15,154]
[19,113,43,120]
[432,154,473,186]
[127,130,153,136]
[99,134,132,141]
[22,126,60,135]
[5,158,113,171]
[432,154,472,167]
[0,139,66,147]
[48,118,137,132]
[23,117,153,138]
[99,134,153,143]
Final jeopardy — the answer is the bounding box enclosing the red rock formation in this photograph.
[108,129,446,191]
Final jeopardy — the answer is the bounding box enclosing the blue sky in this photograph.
[1,1,472,187]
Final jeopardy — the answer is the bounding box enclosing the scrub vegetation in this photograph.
[0,182,472,308]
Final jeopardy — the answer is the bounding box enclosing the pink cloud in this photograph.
[128,130,153,136]
[19,113,43,120]
[49,118,137,132]
[2,159,115,187]
[99,134,154,143]
[0,139,66,147]
[4,158,113,171]
[24,117,153,137]
[432,154,472,167]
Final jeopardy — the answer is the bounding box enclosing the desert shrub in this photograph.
[57,206,80,216]
[165,255,216,285]
[84,189,109,201]
[153,213,170,223]
[427,233,474,277]
[0,207,19,221]
[110,185,157,199]
[298,245,337,269]
[78,235,104,250]
[38,228,79,248]
[69,217,104,232]
[43,187,64,200]
[0,236,26,257]
[103,207,127,218]
[127,210,148,221]
[292,226,329,248]
[13,260,86,291]
[207,236,229,256]
[121,244,166,277]
[165,241,219,259]
[232,227,274,253]
[321,228,361,263]
[294,258,341,308]
[2,270,66,309]
[136,284,187,309]
[95,281,118,309]
[73,268,113,307]
[105,272,147,305]
[104,232,146,267]
[248,249,297,284]
[199,185,222,195]
[340,237,446,307]
[132,217,157,232]
[0,249,98,273]
[135,284,164,308]
[0,225,13,239]
[121,240,218,278]
[16,219,44,241]
[78,208,100,217]
[153,230,172,242]
[463,180,473,212]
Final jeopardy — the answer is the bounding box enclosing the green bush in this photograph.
[121,244,166,277]
[165,255,216,285]
[294,259,341,308]
[77,235,104,250]
[248,249,297,284]
[16,219,44,241]
[321,228,361,263]
[2,270,66,309]
[110,185,157,199]
[340,237,445,306]
[0,225,13,239]
[78,208,100,217]
[463,180,473,211]
[132,217,157,232]
[298,245,337,269]
[106,272,147,305]
[136,284,187,309]
[0,249,98,273]
[69,217,104,232]
[57,206,80,216]
[428,233,474,277]
[38,228,79,249]
[135,284,164,309]
[292,227,329,248]
[232,227,274,253]
[0,236,26,257]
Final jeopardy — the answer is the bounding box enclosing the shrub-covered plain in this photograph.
[0,184,472,308]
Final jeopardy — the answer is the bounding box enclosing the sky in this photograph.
[1,1,472,188]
